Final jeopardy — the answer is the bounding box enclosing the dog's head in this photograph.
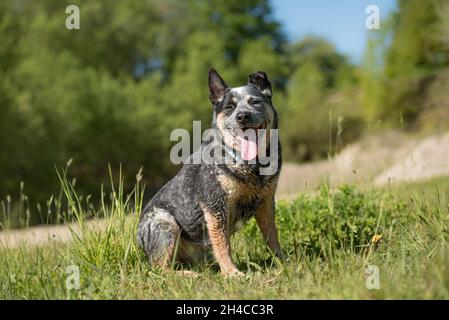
[208,68,278,161]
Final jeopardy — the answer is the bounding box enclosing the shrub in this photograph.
[242,185,407,259]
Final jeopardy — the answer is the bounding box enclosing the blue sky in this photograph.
[270,0,397,63]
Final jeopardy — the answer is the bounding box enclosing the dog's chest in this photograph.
[217,174,272,222]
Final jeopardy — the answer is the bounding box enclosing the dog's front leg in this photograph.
[255,197,284,260]
[203,210,243,277]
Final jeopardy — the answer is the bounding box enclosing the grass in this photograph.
[1,173,449,299]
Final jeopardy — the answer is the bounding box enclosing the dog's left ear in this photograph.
[208,68,228,104]
[248,71,272,97]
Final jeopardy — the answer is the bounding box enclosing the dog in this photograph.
[137,68,283,277]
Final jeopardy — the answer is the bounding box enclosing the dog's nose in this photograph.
[236,111,251,124]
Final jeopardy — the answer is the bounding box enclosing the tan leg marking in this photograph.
[203,209,243,277]
[255,198,284,259]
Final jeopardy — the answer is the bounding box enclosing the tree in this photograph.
[381,0,449,124]
[238,36,287,87]
[192,0,284,62]
[280,37,361,162]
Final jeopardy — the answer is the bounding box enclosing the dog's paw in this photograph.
[223,269,245,279]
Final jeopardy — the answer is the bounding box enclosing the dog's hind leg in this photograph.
[137,208,180,268]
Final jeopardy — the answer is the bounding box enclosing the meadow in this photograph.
[1,172,448,299]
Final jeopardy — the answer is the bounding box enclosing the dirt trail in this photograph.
[279,131,449,196]
[2,131,449,249]
[0,222,79,249]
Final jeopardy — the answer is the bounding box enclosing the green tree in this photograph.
[192,0,284,61]
[238,36,287,86]
[382,0,449,124]
[281,37,361,162]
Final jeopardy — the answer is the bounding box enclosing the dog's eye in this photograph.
[224,104,235,111]
[249,98,263,106]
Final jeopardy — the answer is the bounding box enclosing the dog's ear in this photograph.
[248,71,272,97]
[208,68,228,104]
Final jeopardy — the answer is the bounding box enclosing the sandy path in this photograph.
[0,219,106,249]
[0,222,79,249]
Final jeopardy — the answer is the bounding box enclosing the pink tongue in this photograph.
[240,135,258,161]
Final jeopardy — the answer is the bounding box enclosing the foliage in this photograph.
[244,185,407,258]
[281,38,363,161]
[361,0,449,126]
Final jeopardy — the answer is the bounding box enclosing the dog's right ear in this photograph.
[248,71,272,97]
[208,68,228,104]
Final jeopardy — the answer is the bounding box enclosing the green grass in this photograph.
[1,174,449,299]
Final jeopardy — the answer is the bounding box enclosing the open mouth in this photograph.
[240,122,266,136]
[236,122,266,161]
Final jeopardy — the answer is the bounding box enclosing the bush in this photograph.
[243,185,407,258]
